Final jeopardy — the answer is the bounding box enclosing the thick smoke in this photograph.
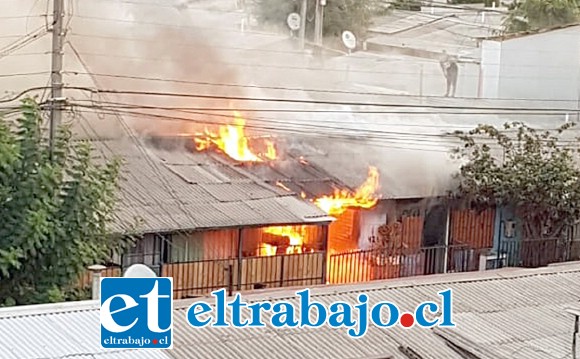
[68,0,244,137]
[0,0,469,198]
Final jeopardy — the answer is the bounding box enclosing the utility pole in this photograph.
[49,0,65,159]
[298,0,307,50]
[313,0,325,46]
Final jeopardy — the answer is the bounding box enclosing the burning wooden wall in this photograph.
[161,224,327,299]
[328,209,361,254]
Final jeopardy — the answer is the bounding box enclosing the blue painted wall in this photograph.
[492,206,521,253]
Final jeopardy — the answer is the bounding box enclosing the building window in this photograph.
[122,234,163,268]
[170,233,203,263]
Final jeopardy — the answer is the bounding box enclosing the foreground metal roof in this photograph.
[2,263,580,359]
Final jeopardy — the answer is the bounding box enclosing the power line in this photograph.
[70,102,460,143]
[63,71,580,107]
[71,108,458,153]
[62,86,580,113]
[0,84,576,116]
[69,103,580,149]
[92,0,510,15]
[68,100,573,138]
[71,99,570,117]
[0,71,49,78]
[75,49,561,81]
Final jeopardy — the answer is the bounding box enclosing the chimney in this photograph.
[87,264,107,300]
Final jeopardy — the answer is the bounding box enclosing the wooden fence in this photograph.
[163,252,325,299]
[77,266,121,288]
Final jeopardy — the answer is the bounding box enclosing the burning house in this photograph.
[79,115,343,299]
[272,131,500,285]
[116,109,401,297]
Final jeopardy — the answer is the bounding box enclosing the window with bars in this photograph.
[121,234,165,269]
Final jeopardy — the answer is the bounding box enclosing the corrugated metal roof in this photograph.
[89,138,334,234]
[367,10,504,57]
[3,263,580,359]
[0,302,172,359]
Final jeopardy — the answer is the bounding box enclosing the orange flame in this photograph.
[260,243,277,256]
[315,166,380,216]
[263,225,306,255]
[194,111,277,162]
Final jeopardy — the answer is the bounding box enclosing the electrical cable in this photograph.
[61,86,580,113]
[69,105,580,150]
[63,70,580,105]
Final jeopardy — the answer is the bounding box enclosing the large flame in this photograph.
[315,166,380,216]
[263,225,306,255]
[194,111,277,162]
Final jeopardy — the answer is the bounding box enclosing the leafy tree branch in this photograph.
[502,0,580,33]
[0,97,133,306]
[453,121,580,240]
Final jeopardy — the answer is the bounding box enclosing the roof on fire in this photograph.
[93,137,335,234]
[0,0,572,205]
[2,262,580,359]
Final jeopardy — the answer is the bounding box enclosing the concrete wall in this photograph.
[481,26,580,101]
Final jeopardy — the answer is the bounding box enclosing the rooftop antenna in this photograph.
[287,12,301,38]
[123,263,158,278]
[342,31,357,55]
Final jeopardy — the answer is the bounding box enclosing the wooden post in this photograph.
[237,228,243,290]
[573,315,579,359]
[321,224,329,284]
[227,264,234,297]
[279,255,286,287]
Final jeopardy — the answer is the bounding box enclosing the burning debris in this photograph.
[315,166,381,216]
[194,111,277,162]
[261,225,310,255]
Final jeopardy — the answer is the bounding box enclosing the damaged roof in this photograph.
[93,137,334,234]
[2,263,580,358]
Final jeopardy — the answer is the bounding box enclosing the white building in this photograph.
[479,24,580,104]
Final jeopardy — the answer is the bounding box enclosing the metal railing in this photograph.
[327,244,483,285]
[497,237,569,268]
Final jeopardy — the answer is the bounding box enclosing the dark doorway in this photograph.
[422,203,448,274]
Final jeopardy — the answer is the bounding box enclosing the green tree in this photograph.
[503,0,580,33]
[252,0,389,40]
[0,97,131,306]
[453,121,580,240]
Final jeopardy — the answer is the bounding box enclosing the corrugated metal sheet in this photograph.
[88,139,334,234]
[3,264,580,358]
[240,156,351,200]
[168,263,580,359]
[0,304,171,359]
[450,208,496,249]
